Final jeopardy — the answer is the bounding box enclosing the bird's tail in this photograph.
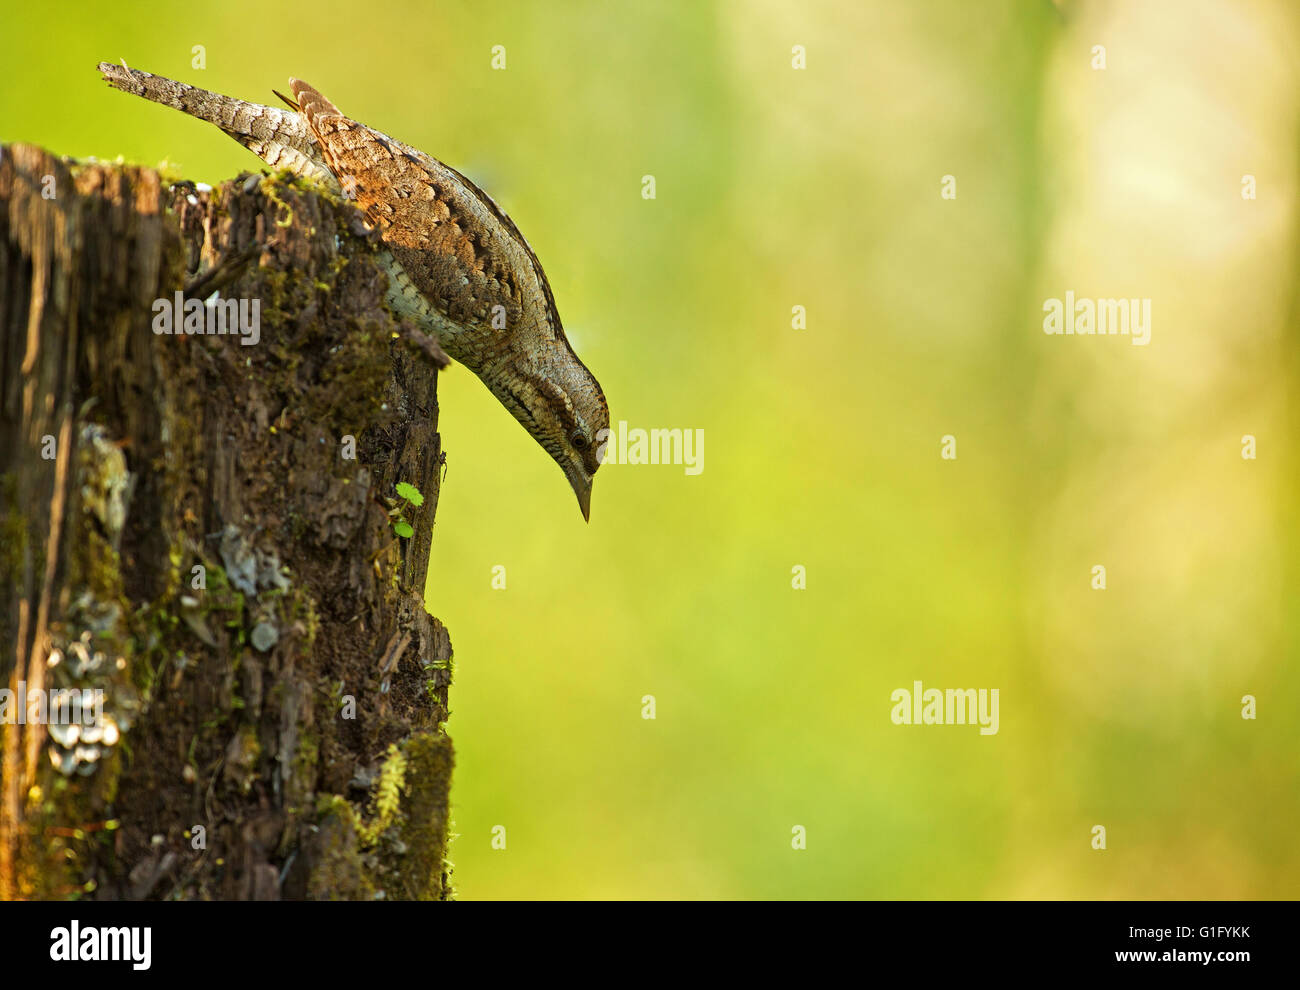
[97,61,334,184]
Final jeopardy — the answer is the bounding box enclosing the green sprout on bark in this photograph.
[389,481,424,539]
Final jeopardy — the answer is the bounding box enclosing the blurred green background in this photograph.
[4,0,1296,898]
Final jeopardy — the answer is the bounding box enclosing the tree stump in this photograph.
[0,143,454,900]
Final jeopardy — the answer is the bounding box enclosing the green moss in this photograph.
[307,795,376,900]
[83,530,123,602]
[200,559,246,627]
[257,267,292,321]
[356,743,407,846]
[258,175,297,229]
[286,510,309,542]
[226,725,261,795]
[166,542,184,598]
[300,732,452,900]
[391,733,454,900]
[154,160,187,186]
[290,731,319,798]
[289,587,320,645]
[270,166,344,204]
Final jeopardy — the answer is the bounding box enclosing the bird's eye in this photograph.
[570,430,588,450]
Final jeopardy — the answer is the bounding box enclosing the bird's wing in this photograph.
[288,78,564,347]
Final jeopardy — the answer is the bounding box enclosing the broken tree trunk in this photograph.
[0,143,454,900]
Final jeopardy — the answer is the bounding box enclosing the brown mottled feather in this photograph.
[288,78,554,367]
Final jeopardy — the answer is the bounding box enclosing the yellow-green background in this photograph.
[4,0,1296,898]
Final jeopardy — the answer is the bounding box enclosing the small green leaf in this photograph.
[393,520,414,539]
[395,482,424,507]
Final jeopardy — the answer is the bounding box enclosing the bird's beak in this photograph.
[575,478,592,522]
[566,466,593,522]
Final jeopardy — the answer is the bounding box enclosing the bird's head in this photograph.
[495,353,609,522]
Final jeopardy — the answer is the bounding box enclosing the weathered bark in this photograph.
[0,143,454,900]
